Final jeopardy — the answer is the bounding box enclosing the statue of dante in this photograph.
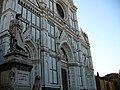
[9,14,25,52]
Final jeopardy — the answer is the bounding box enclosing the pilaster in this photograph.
[41,13,48,47]
[81,66,87,89]
[69,66,77,90]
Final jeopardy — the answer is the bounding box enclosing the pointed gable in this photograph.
[59,31,69,42]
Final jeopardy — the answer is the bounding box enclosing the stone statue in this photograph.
[9,14,25,52]
[32,75,42,90]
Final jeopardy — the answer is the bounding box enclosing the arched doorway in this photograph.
[61,68,68,90]
[60,42,73,90]
[25,40,39,88]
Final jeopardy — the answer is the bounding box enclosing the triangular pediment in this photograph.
[23,25,33,40]
[59,31,69,42]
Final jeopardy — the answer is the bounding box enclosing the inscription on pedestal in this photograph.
[17,70,30,85]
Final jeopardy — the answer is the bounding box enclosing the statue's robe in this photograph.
[9,19,25,50]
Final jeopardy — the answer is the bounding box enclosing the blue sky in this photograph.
[74,0,120,76]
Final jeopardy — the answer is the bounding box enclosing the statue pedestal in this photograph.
[0,50,33,90]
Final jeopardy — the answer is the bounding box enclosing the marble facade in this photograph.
[0,0,96,90]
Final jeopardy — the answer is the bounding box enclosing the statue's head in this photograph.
[15,14,22,20]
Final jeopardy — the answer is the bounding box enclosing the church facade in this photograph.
[0,0,96,90]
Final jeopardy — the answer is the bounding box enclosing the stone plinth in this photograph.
[0,50,33,90]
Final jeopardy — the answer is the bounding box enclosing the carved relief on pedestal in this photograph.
[9,67,17,89]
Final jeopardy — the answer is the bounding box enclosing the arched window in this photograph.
[2,15,7,30]
[56,3,64,19]
[11,0,16,10]
[4,0,9,10]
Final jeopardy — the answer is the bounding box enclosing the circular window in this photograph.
[56,3,64,19]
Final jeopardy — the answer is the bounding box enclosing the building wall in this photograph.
[0,0,96,90]
[95,76,119,90]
